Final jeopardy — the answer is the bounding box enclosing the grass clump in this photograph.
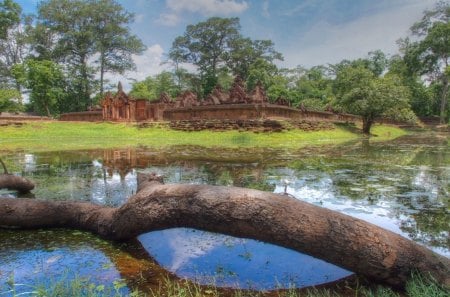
[405,273,449,297]
[2,272,448,297]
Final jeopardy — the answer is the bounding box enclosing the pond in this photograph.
[0,132,448,295]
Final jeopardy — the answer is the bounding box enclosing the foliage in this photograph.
[333,65,414,133]
[388,55,436,117]
[92,0,145,95]
[130,71,179,100]
[0,0,28,98]
[169,17,282,96]
[170,17,241,79]
[13,59,65,116]
[31,0,144,111]
[0,0,20,40]
[0,87,21,112]
[401,1,450,123]
[226,37,283,80]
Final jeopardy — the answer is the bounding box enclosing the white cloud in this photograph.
[262,0,270,18]
[281,1,433,68]
[166,0,249,16]
[156,13,180,26]
[283,0,315,17]
[135,14,145,23]
[104,44,169,92]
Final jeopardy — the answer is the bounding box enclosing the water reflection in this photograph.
[138,228,351,290]
[0,133,449,291]
[0,229,130,296]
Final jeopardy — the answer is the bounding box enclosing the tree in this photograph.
[0,0,20,40]
[169,17,283,96]
[334,65,413,134]
[0,0,28,100]
[403,1,450,123]
[0,87,21,112]
[33,0,144,110]
[130,71,179,100]
[389,54,435,117]
[36,0,97,109]
[170,17,241,80]
[226,38,283,80]
[13,59,65,117]
[293,65,334,110]
[92,0,145,96]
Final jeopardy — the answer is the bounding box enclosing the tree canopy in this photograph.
[169,17,283,97]
[401,0,450,123]
[334,65,414,133]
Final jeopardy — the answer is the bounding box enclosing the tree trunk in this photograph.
[0,174,35,193]
[362,117,373,134]
[45,104,51,118]
[440,75,448,124]
[100,51,105,97]
[0,174,448,289]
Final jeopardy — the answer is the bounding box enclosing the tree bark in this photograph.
[0,159,35,193]
[440,75,448,124]
[362,117,373,134]
[0,174,35,193]
[0,173,448,289]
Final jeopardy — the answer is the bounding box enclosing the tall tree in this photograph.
[92,0,145,96]
[33,0,144,110]
[403,1,450,123]
[170,17,241,80]
[226,38,283,80]
[0,0,27,98]
[169,17,283,96]
[389,54,435,117]
[0,0,20,40]
[36,0,97,109]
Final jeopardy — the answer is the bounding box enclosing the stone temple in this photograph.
[60,77,359,124]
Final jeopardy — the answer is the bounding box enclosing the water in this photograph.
[0,133,448,293]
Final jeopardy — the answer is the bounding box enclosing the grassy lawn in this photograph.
[0,121,407,152]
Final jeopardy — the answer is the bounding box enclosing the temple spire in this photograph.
[118,81,123,93]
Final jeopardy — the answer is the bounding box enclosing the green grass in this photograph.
[0,121,407,152]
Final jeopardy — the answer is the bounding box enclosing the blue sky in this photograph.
[15,0,440,89]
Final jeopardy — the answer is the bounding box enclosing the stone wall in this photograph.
[60,111,103,122]
[163,104,362,123]
[169,119,335,132]
[0,112,50,121]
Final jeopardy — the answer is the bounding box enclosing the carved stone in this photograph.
[228,76,248,104]
[249,81,268,104]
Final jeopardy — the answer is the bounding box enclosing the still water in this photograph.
[0,133,448,294]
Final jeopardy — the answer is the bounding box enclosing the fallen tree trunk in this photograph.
[0,158,35,193]
[0,174,448,288]
[0,174,35,193]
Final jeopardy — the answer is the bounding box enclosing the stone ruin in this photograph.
[98,78,273,122]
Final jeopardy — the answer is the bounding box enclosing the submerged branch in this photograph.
[0,158,8,174]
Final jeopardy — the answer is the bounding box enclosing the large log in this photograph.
[0,173,448,289]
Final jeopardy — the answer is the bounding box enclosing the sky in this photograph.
[15,0,440,90]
